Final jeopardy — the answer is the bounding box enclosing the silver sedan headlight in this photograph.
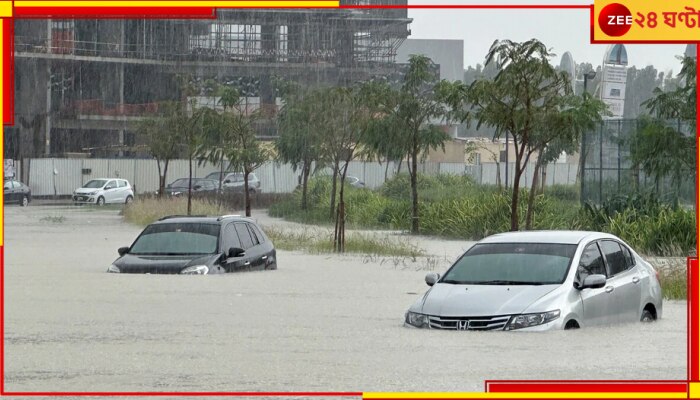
[180,265,209,275]
[107,264,120,273]
[405,311,430,328]
[506,310,560,330]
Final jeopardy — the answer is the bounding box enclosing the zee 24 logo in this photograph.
[598,2,700,37]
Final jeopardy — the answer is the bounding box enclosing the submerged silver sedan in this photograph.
[405,231,663,331]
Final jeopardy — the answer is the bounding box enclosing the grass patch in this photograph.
[40,215,66,223]
[659,269,687,300]
[262,225,424,258]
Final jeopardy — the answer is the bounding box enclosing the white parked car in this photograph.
[73,178,134,206]
[405,231,663,331]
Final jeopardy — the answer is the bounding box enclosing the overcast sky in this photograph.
[407,1,689,76]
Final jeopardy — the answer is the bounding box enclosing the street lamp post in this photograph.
[580,70,596,204]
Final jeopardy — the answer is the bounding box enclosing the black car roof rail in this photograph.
[158,215,208,221]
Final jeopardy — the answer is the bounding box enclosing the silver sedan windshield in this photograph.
[441,243,577,285]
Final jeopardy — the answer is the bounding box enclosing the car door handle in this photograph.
[605,286,614,293]
[632,277,640,284]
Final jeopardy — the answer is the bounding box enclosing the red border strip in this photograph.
[3,19,13,126]
[15,7,218,18]
[486,382,688,393]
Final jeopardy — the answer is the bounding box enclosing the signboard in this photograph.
[4,160,15,179]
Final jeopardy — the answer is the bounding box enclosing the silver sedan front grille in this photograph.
[428,315,511,330]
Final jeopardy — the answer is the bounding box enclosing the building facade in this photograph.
[6,2,412,160]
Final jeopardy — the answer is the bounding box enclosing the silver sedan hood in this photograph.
[418,283,560,316]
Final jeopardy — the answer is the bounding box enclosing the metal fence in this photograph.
[13,158,579,197]
[580,118,695,205]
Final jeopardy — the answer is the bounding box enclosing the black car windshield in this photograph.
[129,223,220,255]
[83,179,108,188]
[170,178,197,187]
[441,242,577,285]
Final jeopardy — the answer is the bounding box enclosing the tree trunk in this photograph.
[244,168,251,217]
[187,155,193,215]
[410,137,419,234]
[162,159,170,199]
[218,158,225,207]
[396,159,403,175]
[525,156,543,230]
[495,160,502,191]
[301,161,311,210]
[510,151,526,231]
[334,163,350,253]
[384,158,390,182]
[329,161,339,220]
[540,163,547,194]
[156,159,163,199]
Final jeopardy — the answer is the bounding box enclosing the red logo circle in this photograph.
[598,3,633,37]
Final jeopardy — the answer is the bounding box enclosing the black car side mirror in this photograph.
[118,246,130,256]
[228,247,245,258]
[193,185,202,190]
[224,180,231,184]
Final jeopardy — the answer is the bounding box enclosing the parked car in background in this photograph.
[205,171,262,194]
[108,215,277,274]
[73,178,133,206]
[3,179,31,206]
[345,176,366,188]
[163,178,220,197]
[405,231,662,331]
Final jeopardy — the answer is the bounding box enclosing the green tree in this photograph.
[370,55,451,234]
[630,56,696,191]
[450,39,607,231]
[136,103,182,198]
[276,86,325,210]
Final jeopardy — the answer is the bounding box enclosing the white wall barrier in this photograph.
[22,158,579,196]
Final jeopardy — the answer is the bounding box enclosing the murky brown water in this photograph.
[4,206,687,393]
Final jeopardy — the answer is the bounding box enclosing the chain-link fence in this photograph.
[580,118,695,206]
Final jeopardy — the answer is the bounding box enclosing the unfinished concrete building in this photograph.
[6,2,411,161]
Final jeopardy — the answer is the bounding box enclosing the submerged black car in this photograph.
[108,215,277,274]
[4,179,31,206]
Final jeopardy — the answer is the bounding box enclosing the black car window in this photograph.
[249,223,265,244]
[117,180,125,188]
[600,240,627,276]
[222,223,242,251]
[577,242,607,282]
[235,223,254,249]
[247,223,260,246]
[106,180,117,189]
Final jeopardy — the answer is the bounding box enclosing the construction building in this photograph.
[6,1,411,161]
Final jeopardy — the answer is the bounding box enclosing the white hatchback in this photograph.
[73,178,134,206]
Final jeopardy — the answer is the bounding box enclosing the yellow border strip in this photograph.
[15,1,339,7]
[363,393,687,399]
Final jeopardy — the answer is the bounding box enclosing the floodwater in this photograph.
[4,205,687,394]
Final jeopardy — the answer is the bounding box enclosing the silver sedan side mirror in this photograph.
[580,274,607,289]
[425,272,440,287]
